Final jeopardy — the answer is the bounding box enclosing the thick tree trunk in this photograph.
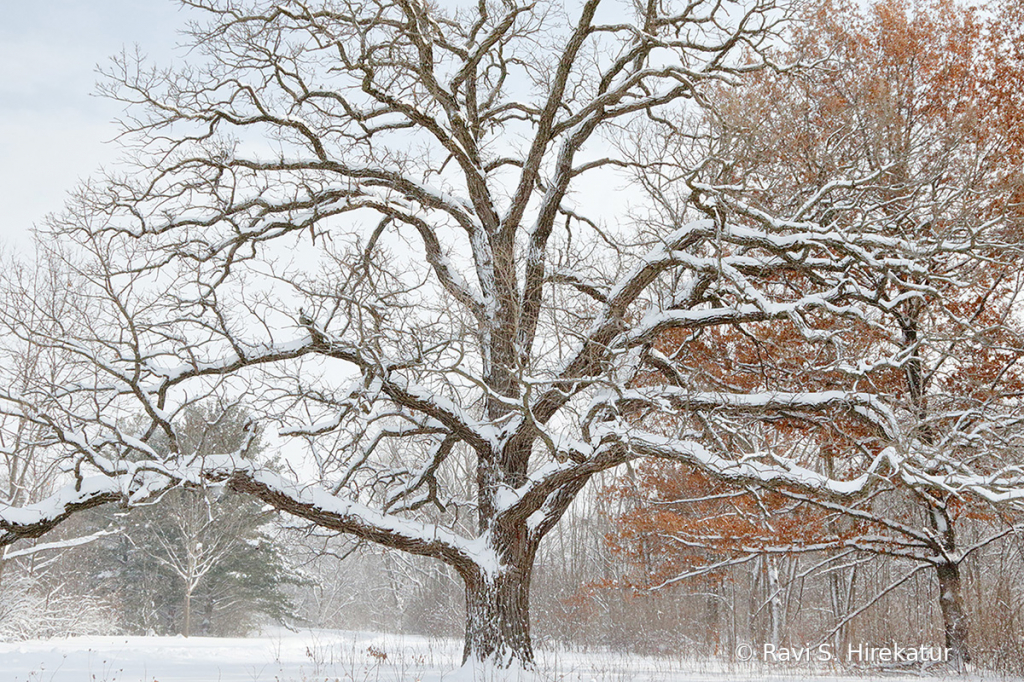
[935,560,970,671]
[461,524,539,670]
[462,565,534,668]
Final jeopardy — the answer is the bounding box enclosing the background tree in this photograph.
[87,406,296,636]
[601,0,1024,669]
[88,487,294,636]
[0,249,121,638]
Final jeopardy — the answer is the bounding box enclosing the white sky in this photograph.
[0,1,186,251]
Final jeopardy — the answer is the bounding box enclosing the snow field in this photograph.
[0,629,1006,682]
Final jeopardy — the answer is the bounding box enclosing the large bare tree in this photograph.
[1,0,1022,670]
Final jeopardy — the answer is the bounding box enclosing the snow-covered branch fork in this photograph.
[1,0,1023,672]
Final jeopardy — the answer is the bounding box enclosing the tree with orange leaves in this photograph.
[605,0,1024,669]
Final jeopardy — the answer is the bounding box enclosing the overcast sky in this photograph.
[0,1,187,250]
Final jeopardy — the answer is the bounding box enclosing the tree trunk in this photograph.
[935,560,970,671]
[461,530,537,669]
[765,555,784,650]
[202,597,214,636]
[925,505,970,671]
[184,589,192,638]
[462,568,534,668]
[829,560,857,652]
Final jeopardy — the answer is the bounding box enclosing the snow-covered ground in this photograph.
[0,629,1007,682]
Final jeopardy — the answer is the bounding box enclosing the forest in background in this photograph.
[5,463,1024,672]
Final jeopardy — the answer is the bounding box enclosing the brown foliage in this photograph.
[603,463,829,588]
[602,0,1024,593]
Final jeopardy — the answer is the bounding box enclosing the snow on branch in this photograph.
[602,387,900,438]
[2,529,114,561]
[0,477,126,547]
[196,456,493,574]
[593,424,898,499]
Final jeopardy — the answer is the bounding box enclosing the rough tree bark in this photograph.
[930,507,971,670]
[462,536,537,666]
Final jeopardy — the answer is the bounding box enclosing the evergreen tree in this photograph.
[84,406,297,636]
